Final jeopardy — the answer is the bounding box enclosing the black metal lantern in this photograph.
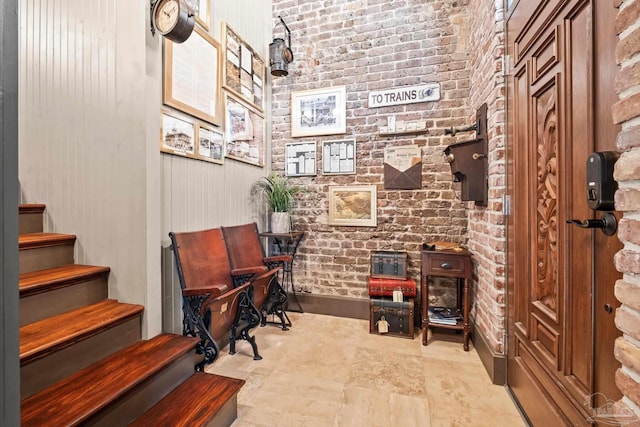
[269,16,293,77]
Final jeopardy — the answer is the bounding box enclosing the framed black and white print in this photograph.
[291,86,346,137]
[160,110,196,157]
[197,123,225,164]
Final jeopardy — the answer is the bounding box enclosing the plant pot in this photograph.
[271,212,291,233]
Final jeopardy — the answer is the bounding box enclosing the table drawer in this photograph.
[423,253,470,278]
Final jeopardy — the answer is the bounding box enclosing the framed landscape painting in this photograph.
[328,185,377,227]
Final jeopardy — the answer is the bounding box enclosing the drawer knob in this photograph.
[440,262,452,269]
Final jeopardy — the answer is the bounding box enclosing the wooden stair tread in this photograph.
[19,232,76,250]
[131,372,245,427]
[20,299,143,364]
[21,333,200,426]
[20,264,110,297]
[19,204,46,214]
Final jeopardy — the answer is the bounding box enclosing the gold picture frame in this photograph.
[224,91,265,167]
[163,25,222,126]
[160,110,197,158]
[222,22,265,112]
[196,122,225,164]
[328,185,377,227]
[194,0,210,30]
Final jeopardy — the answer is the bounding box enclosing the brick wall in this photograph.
[613,0,640,418]
[465,0,507,353]
[271,1,473,300]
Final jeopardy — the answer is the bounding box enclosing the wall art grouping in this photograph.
[160,17,268,167]
[160,109,225,165]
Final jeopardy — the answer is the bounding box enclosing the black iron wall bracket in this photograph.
[442,103,488,206]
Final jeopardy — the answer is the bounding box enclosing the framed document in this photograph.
[222,22,265,112]
[285,141,317,176]
[163,25,222,126]
[322,139,356,175]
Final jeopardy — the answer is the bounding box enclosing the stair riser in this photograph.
[19,213,44,234]
[206,397,238,427]
[19,244,75,274]
[85,352,195,426]
[21,316,142,400]
[20,277,109,326]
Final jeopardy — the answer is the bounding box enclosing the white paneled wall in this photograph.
[18,0,273,337]
[161,0,273,334]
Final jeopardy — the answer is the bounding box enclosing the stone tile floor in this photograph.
[206,312,526,427]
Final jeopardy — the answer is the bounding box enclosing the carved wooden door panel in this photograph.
[506,0,621,425]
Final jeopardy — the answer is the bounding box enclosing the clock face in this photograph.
[155,0,180,34]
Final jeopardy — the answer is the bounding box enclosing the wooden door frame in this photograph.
[0,0,21,424]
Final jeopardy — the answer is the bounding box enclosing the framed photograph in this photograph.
[285,141,317,176]
[197,123,225,164]
[195,0,210,30]
[328,185,377,227]
[291,86,346,137]
[322,139,356,175]
[224,91,265,167]
[163,25,222,126]
[222,22,265,112]
[160,111,196,157]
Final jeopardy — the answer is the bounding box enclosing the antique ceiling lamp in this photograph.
[269,16,294,77]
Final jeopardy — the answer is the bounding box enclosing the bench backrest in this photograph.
[169,228,234,292]
[221,223,266,271]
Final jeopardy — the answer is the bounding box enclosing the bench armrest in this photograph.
[250,266,281,283]
[230,266,268,277]
[182,283,229,298]
[264,255,292,264]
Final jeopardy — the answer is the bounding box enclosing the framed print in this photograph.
[322,139,356,175]
[291,86,346,137]
[328,185,377,227]
[224,91,265,167]
[222,22,265,112]
[195,0,209,30]
[285,141,317,176]
[197,123,225,164]
[163,25,222,126]
[160,111,196,157]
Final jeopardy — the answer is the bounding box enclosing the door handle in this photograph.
[566,212,617,236]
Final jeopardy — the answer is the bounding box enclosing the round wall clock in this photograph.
[152,0,195,44]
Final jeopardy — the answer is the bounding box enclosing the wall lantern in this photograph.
[269,16,293,77]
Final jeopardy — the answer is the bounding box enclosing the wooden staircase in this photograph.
[18,204,244,426]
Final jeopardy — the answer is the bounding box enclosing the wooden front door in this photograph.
[506,0,622,425]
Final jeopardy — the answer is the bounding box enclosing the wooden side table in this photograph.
[421,249,473,351]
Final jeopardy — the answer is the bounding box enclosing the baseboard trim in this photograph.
[472,326,506,385]
[290,293,369,320]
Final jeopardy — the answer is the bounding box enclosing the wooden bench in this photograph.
[221,223,291,330]
[169,227,279,369]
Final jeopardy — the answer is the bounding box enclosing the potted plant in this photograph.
[252,172,303,233]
